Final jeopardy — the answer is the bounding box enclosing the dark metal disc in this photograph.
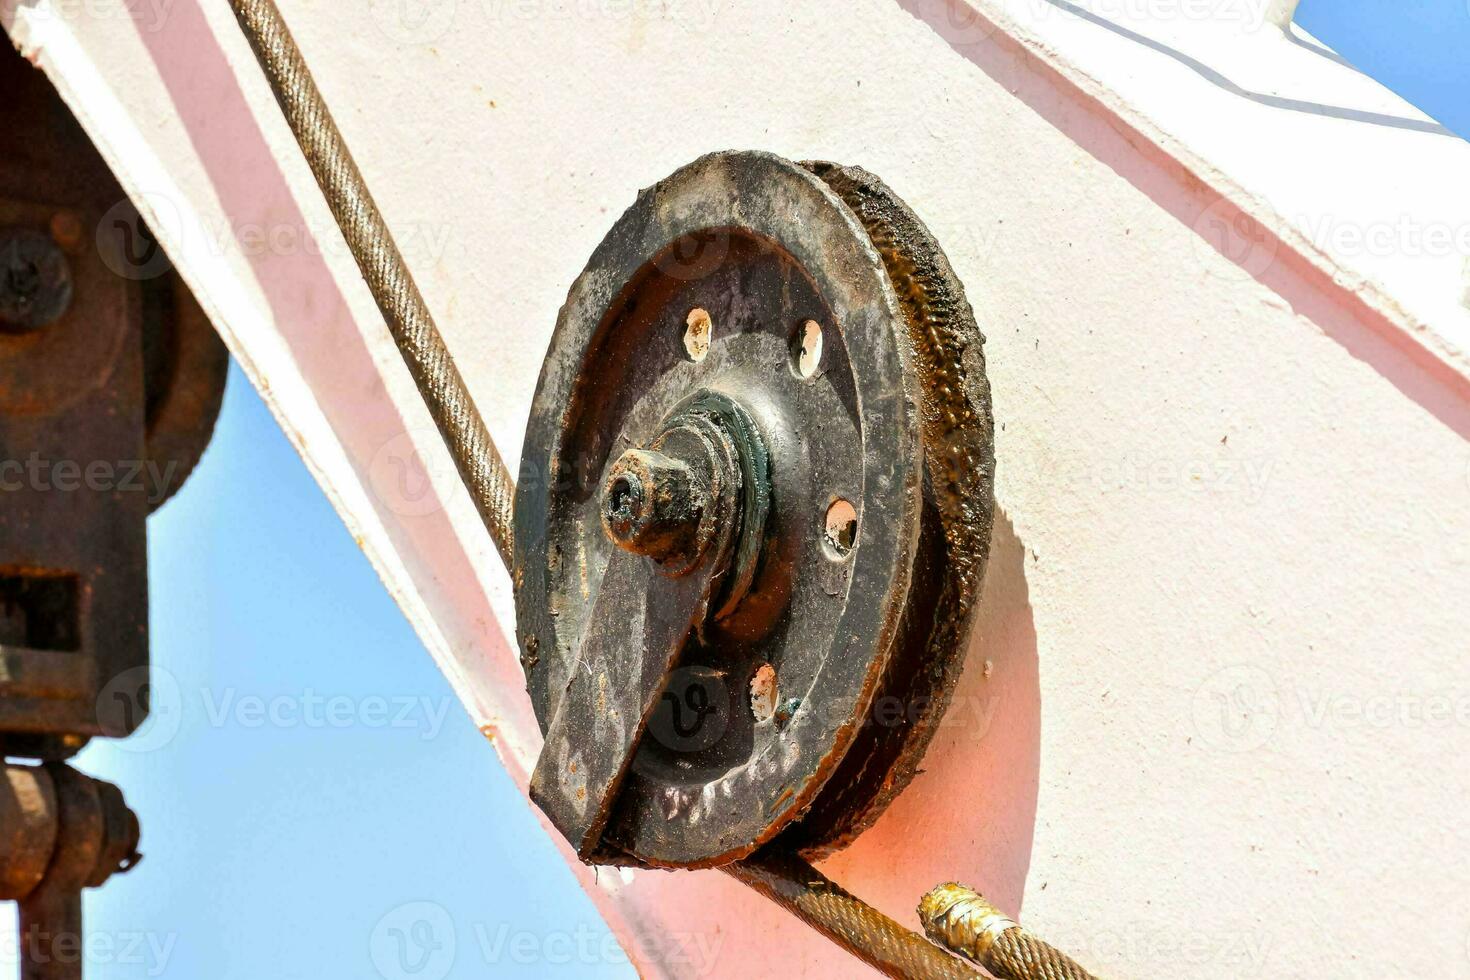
[515,150,993,868]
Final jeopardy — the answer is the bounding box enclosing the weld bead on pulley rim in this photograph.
[514,150,995,868]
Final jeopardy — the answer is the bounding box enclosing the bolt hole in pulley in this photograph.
[684,306,713,362]
[516,150,996,870]
[750,662,778,723]
[793,318,823,379]
[824,498,858,559]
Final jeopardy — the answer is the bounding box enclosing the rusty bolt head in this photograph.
[601,448,705,565]
[0,228,73,332]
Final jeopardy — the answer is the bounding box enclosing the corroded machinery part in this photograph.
[515,150,994,868]
[1,764,142,980]
[0,40,228,758]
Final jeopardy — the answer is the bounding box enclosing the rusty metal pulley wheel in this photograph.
[515,151,995,869]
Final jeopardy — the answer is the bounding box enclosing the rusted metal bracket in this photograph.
[0,764,142,980]
[1,40,226,979]
[0,45,228,758]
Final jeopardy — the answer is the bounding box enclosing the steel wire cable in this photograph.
[727,851,981,979]
[228,0,516,568]
[920,883,1100,980]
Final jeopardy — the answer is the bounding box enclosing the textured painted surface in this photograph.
[5,0,1469,976]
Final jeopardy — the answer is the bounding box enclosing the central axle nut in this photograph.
[601,448,705,565]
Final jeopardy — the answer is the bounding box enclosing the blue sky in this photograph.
[45,5,1466,978]
[1297,0,1470,138]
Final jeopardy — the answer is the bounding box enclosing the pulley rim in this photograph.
[515,150,992,868]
